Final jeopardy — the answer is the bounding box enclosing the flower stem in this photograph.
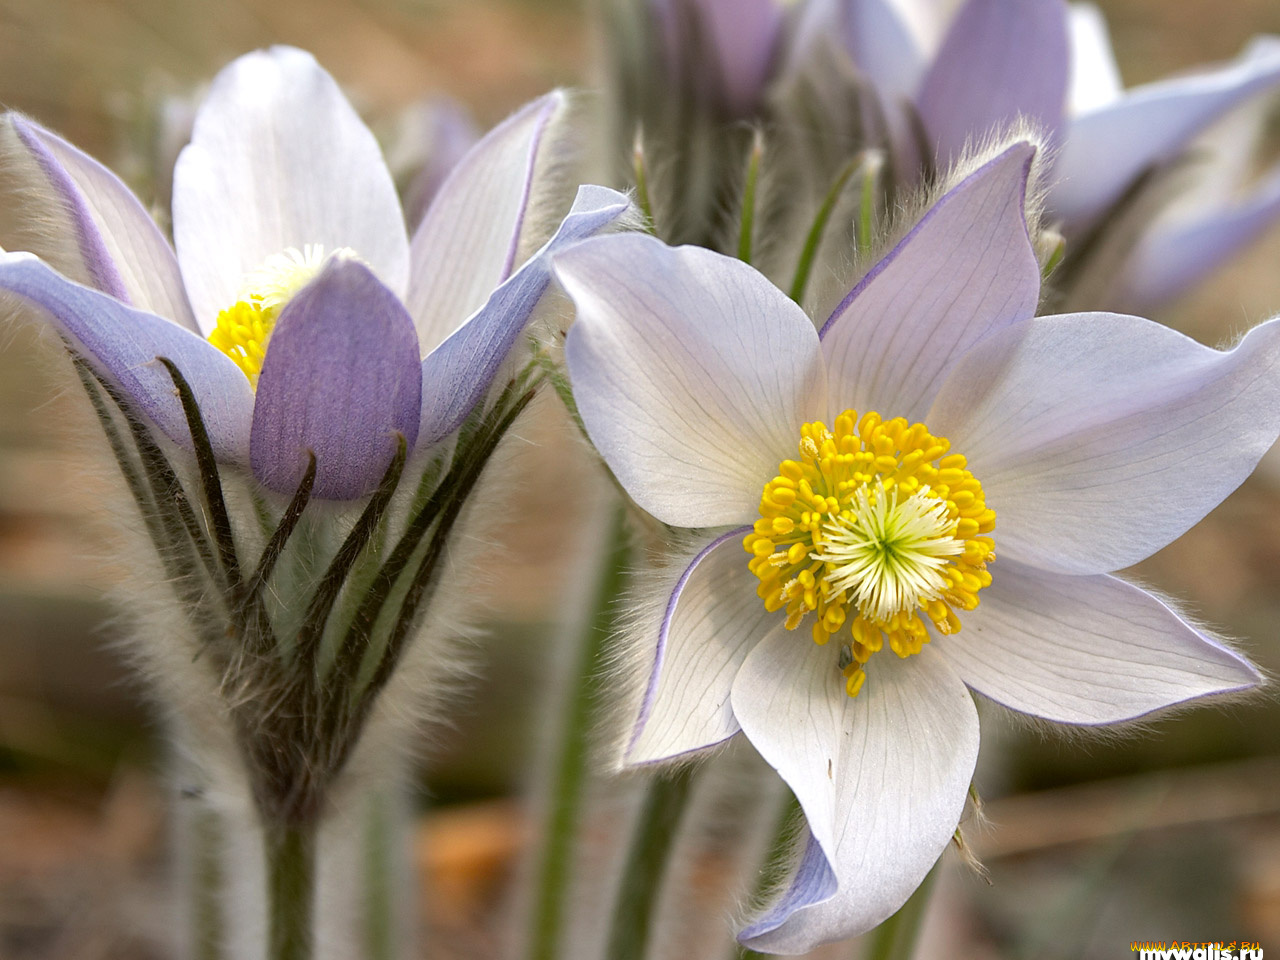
[363,792,395,960]
[265,822,316,960]
[738,129,764,264]
[862,863,939,960]
[633,130,657,234]
[788,155,860,305]
[603,766,697,960]
[190,805,224,960]
[527,501,630,960]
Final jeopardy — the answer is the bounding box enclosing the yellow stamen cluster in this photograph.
[743,410,996,697]
[208,245,334,386]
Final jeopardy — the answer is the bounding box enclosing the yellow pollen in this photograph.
[743,410,996,698]
[208,244,339,387]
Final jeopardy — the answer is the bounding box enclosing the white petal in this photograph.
[733,638,978,952]
[173,47,409,333]
[938,560,1260,724]
[626,531,774,765]
[1066,3,1123,114]
[821,141,1040,423]
[405,93,567,353]
[1053,37,1280,231]
[928,313,1280,574]
[558,235,826,529]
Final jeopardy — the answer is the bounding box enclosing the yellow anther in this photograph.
[208,245,338,387]
[743,409,995,700]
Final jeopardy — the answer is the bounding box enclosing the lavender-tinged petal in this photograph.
[691,0,787,115]
[821,141,1039,423]
[917,0,1070,160]
[395,98,480,232]
[6,117,198,330]
[417,185,631,448]
[0,252,250,461]
[737,829,837,945]
[251,258,421,501]
[173,47,410,333]
[732,640,978,952]
[558,235,827,529]
[939,561,1260,724]
[406,93,565,352]
[1118,164,1280,311]
[625,530,768,766]
[1052,36,1280,231]
[838,0,929,101]
[1066,3,1123,114]
[927,313,1280,575]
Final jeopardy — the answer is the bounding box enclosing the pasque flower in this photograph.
[0,45,629,500]
[788,0,1280,308]
[554,141,1280,952]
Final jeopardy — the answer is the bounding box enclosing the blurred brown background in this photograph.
[1,0,1279,958]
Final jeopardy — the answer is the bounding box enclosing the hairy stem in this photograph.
[604,767,697,960]
[527,501,630,960]
[265,822,317,960]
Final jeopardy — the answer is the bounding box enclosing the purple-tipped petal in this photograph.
[626,530,768,766]
[917,0,1070,160]
[1119,164,1280,311]
[250,258,421,501]
[558,234,826,529]
[738,829,837,946]
[939,561,1260,724]
[0,252,250,462]
[1053,37,1280,231]
[5,117,197,330]
[821,141,1040,423]
[174,47,410,333]
[417,185,631,448]
[406,93,566,352]
[928,313,1280,575]
[732,639,978,952]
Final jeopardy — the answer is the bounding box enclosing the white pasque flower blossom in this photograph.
[553,141,1280,953]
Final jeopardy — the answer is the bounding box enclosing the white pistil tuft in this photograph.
[814,485,964,624]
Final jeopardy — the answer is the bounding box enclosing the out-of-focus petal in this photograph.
[1118,163,1280,311]
[417,185,631,448]
[837,0,929,100]
[626,530,772,765]
[917,0,1070,160]
[1066,3,1123,114]
[392,97,480,231]
[0,252,250,461]
[939,560,1260,723]
[558,235,826,529]
[733,638,978,953]
[406,92,566,351]
[250,258,421,501]
[928,313,1280,575]
[695,0,787,115]
[821,141,1039,423]
[2,116,197,331]
[1053,36,1280,231]
[173,46,410,333]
